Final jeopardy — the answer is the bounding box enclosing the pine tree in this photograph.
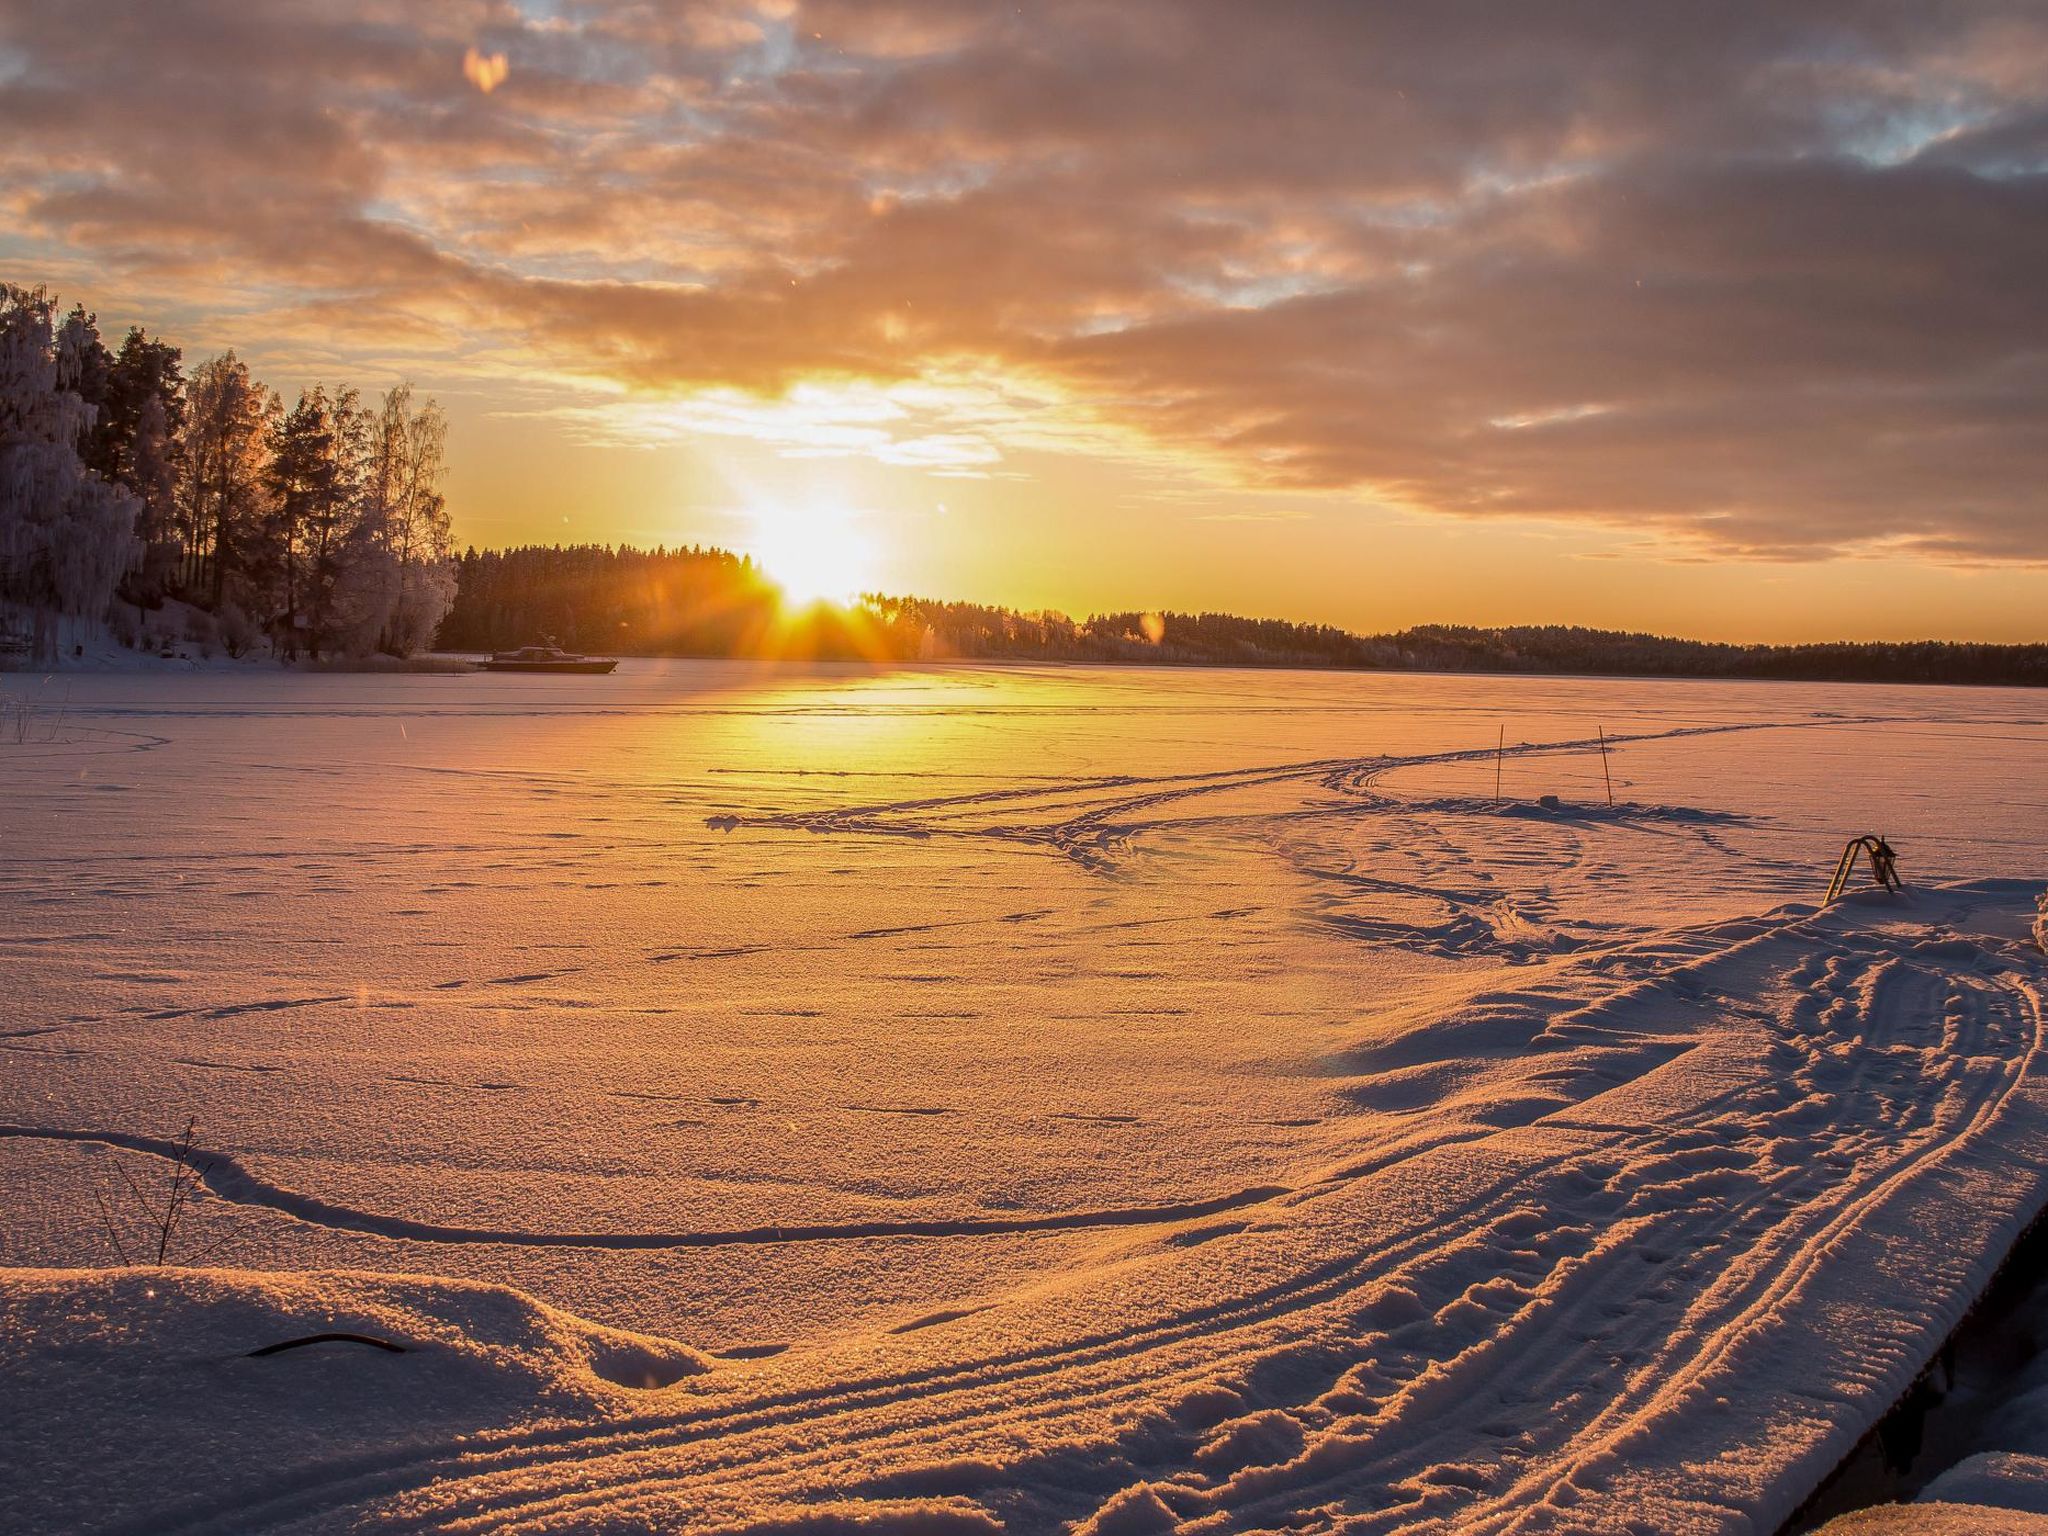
[100,330,186,594]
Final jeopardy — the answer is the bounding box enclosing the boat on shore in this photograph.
[477,643,618,674]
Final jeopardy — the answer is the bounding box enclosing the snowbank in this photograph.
[1816,1505,2048,1535]
[0,1266,709,1533]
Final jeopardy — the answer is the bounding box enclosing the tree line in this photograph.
[440,543,781,656]
[438,544,2048,687]
[6,285,2037,689]
[0,283,455,661]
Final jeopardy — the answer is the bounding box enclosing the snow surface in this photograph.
[2,661,2045,1533]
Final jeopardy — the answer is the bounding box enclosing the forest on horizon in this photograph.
[5,279,2040,688]
[440,543,2048,688]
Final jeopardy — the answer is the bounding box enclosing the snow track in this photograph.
[67,883,2047,1536]
[705,720,1805,877]
[0,1122,1291,1248]
[7,667,2046,1535]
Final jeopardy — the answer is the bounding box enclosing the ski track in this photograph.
[702,719,1816,880]
[10,690,2047,1535]
[0,1122,1290,1249]
[74,886,2048,1536]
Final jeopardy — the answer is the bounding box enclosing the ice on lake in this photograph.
[3,662,2046,1533]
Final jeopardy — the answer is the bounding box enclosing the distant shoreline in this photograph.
[428,649,2048,690]
[436,547,2048,691]
[10,650,2040,690]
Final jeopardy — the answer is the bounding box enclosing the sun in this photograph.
[748,502,877,606]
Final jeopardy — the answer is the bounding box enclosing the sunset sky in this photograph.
[4,1,2045,641]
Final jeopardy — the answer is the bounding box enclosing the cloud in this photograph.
[462,46,508,95]
[3,0,2045,560]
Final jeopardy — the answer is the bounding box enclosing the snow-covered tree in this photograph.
[0,284,141,655]
[56,303,112,451]
[5,280,463,664]
[128,392,178,565]
[344,384,455,656]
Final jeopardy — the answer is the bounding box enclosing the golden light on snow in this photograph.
[748,500,876,607]
[462,47,508,94]
[8,661,2048,1530]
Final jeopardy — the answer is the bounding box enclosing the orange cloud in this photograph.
[5,0,2047,576]
[462,46,507,95]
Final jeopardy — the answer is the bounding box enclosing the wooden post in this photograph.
[1598,725,1614,806]
[1495,725,1504,803]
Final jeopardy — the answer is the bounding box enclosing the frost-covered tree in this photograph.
[343,384,455,656]
[127,392,179,577]
[0,285,141,656]
[58,303,113,458]
[5,279,466,664]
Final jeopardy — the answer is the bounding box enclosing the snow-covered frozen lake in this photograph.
[3,662,2046,1533]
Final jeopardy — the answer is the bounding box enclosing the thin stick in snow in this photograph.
[1598,725,1614,806]
[1495,725,1504,803]
[93,1187,130,1266]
